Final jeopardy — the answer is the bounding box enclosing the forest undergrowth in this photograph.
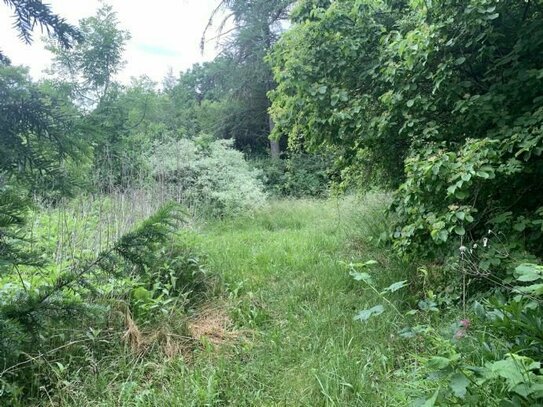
[2,190,542,406]
[11,192,508,407]
[32,193,413,406]
[2,0,542,405]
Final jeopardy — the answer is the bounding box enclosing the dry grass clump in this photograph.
[188,303,240,345]
[120,303,242,361]
[121,310,192,360]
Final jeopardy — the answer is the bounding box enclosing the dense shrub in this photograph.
[253,153,331,198]
[393,135,543,264]
[149,137,267,216]
[271,0,543,264]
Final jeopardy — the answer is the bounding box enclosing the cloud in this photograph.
[0,0,221,83]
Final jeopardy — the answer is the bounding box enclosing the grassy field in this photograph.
[55,195,438,406]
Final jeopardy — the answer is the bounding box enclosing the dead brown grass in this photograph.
[188,303,239,345]
[121,309,192,360]
[120,302,242,361]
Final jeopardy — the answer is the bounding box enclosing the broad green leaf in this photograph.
[515,283,543,295]
[422,389,439,406]
[454,226,466,236]
[487,355,538,388]
[450,373,469,398]
[454,57,466,65]
[513,222,526,232]
[354,304,384,322]
[427,356,452,370]
[514,264,543,282]
[382,280,408,293]
[514,382,543,398]
[454,190,469,200]
[455,211,465,220]
[350,271,373,284]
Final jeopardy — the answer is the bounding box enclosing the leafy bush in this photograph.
[130,238,209,323]
[412,263,543,406]
[270,0,543,266]
[253,153,331,198]
[392,135,543,263]
[348,257,543,405]
[149,137,267,217]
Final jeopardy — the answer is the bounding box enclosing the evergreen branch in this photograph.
[2,0,81,48]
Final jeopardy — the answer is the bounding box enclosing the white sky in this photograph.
[0,0,223,84]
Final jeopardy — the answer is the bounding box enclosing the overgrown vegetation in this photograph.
[1,0,542,405]
[253,153,332,198]
[149,137,266,217]
[268,0,543,405]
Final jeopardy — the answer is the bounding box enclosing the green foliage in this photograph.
[0,202,211,403]
[419,348,543,406]
[149,137,267,217]
[254,153,332,197]
[486,264,543,359]
[3,0,543,403]
[343,255,543,405]
[174,58,272,154]
[270,0,543,267]
[354,304,384,322]
[130,239,209,323]
[348,259,407,322]
[199,0,293,155]
[44,4,139,191]
[393,124,543,260]
[269,0,406,184]
[0,64,82,192]
[0,189,42,273]
[47,3,130,104]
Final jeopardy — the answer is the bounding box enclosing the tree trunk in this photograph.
[269,114,280,159]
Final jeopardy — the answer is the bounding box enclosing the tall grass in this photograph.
[30,187,174,268]
[40,193,438,406]
[7,192,488,406]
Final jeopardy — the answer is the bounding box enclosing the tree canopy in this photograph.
[270,0,543,261]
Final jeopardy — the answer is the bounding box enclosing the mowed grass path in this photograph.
[193,198,410,406]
